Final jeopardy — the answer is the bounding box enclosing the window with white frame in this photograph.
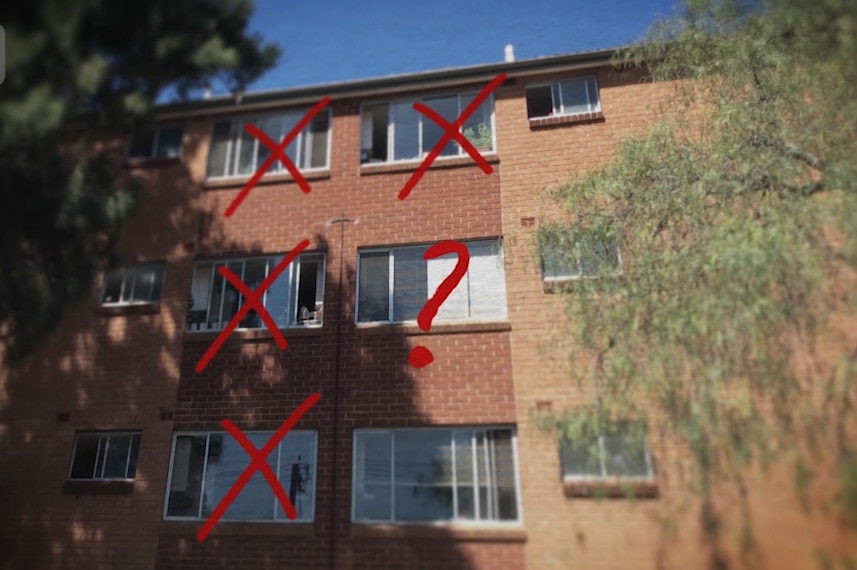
[68,432,141,481]
[539,229,621,281]
[353,428,520,523]
[127,124,184,159]
[206,109,331,179]
[101,263,165,306]
[164,431,317,521]
[186,253,324,332]
[356,240,507,324]
[560,423,654,481]
[360,92,494,164]
[526,76,600,119]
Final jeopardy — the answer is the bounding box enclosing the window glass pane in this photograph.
[265,256,292,328]
[526,85,554,118]
[357,252,390,322]
[200,432,278,521]
[127,434,140,478]
[394,485,453,522]
[238,258,268,329]
[167,435,207,517]
[128,128,155,158]
[604,432,650,478]
[454,431,475,519]
[155,125,184,158]
[278,113,300,171]
[354,432,392,521]
[307,112,329,168]
[256,116,282,174]
[421,96,459,157]
[542,241,578,279]
[207,121,232,177]
[102,269,124,304]
[559,78,592,115]
[392,246,427,322]
[391,101,420,160]
[296,256,322,324]
[467,241,507,320]
[277,432,316,521]
[560,436,603,478]
[578,234,620,276]
[492,430,518,520]
[189,262,213,331]
[129,266,156,302]
[394,430,453,485]
[103,435,133,478]
[361,104,389,163]
[236,119,257,176]
[460,94,493,151]
[70,434,101,479]
[586,79,600,110]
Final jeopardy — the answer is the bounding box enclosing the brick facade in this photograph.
[1,51,853,570]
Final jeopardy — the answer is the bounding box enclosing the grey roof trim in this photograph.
[155,47,624,120]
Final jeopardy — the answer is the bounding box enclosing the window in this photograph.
[187,253,324,332]
[353,428,520,523]
[68,432,141,481]
[164,431,317,522]
[101,263,165,306]
[206,109,331,179]
[526,76,600,119]
[356,240,507,324]
[560,424,654,482]
[360,92,494,164]
[127,124,184,159]
[540,230,621,281]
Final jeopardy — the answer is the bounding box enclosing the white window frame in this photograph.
[100,262,165,306]
[560,429,655,483]
[359,92,496,165]
[162,430,318,523]
[126,123,185,159]
[186,252,325,332]
[351,427,523,525]
[68,431,141,482]
[206,108,332,180]
[526,76,601,119]
[354,240,507,325]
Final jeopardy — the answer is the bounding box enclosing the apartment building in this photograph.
[0,48,848,570]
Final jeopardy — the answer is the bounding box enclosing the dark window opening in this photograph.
[526,85,554,119]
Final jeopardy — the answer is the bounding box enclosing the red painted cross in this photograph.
[194,239,310,373]
[224,97,331,218]
[196,392,321,542]
[398,73,505,200]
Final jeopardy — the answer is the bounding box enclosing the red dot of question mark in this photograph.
[408,240,470,368]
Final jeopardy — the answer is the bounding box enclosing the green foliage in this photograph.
[0,1,279,359]
[463,122,493,147]
[541,0,857,554]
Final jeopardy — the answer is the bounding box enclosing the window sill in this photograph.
[183,324,323,343]
[123,156,182,169]
[96,302,161,316]
[350,523,526,542]
[355,320,511,336]
[528,111,605,129]
[204,169,330,190]
[359,153,500,175]
[563,479,659,499]
[159,519,315,537]
[63,480,135,495]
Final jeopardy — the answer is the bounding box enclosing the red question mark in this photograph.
[408,240,470,368]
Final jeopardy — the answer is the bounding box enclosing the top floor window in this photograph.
[539,227,621,281]
[360,92,494,164]
[526,76,600,119]
[206,110,331,179]
[127,123,184,159]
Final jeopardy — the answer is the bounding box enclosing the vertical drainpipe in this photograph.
[328,213,353,570]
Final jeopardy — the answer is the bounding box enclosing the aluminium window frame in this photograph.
[526,75,601,119]
[560,431,656,483]
[99,262,165,307]
[162,430,319,523]
[125,123,185,160]
[67,431,141,482]
[353,239,506,326]
[205,108,333,181]
[351,426,523,526]
[358,91,497,165]
[186,252,326,333]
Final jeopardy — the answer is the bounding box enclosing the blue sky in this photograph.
[238,0,682,93]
